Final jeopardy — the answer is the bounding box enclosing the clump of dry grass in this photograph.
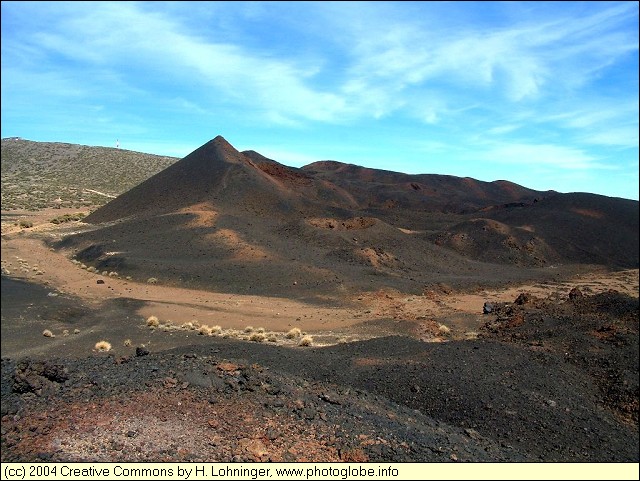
[62,329,69,336]
[108,271,118,277]
[94,340,112,352]
[210,325,222,335]
[181,321,194,330]
[147,277,158,284]
[286,327,302,339]
[267,333,278,342]
[198,325,212,336]
[124,339,132,347]
[146,315,159,327]
[298,335,313,347]
[256,327,265,333]
[249,332,266,343]
[438,324,451,336]
[42,329,55,338]
[244,326,255,333]
[73,328,81,334]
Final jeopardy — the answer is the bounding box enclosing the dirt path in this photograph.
[2,217,638,346]
[82,189,116,199]
[1,235,366,333]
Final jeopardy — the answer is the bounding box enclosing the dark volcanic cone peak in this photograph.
[180,135,257,171]
[84,136,289,224]
[207,136,254,165]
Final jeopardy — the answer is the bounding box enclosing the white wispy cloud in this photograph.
[4,1,636,128]
[487,124,523,136]
[329,1,638,115]
[477,143,613,171]
[583,127,639,149]
[4,2,349,124]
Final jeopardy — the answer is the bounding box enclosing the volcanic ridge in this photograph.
[64,135,639,300]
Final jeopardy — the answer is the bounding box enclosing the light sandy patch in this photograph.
[571,208,604,219]
[177,203,218,228]
[205,229,272,261]
[397,227,424,234]
[1,235,370,333]
[3,227,637,346]
[1,208,91,235]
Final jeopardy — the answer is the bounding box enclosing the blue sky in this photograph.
[2,1,638,200]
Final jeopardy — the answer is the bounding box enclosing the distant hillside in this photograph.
[302,160,549,216]
[86,136,556,225]
[5,135,637,299]
[1,138,177,210]
[62,136,638,300]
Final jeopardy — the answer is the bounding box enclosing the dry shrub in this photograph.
[42,329,55,338]
[146,315,159,327]
[94,340,112,352]
[124,339,132,347]
[438,324,451,335]
[286,327,301,339]
[298,335,313,347]
[249,332,266,343]
[244,326,255,333]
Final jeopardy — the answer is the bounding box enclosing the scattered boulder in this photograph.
[514,292,532,305]
[319,393,340,405]
[135,346,149,357]
[13,360,68,395]
[483,302,494,314]
[568,287,583,300]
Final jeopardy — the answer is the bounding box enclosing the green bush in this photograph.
[50,212,86,224]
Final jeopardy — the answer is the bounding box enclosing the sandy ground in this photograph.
[2,213,638,344]
[1,235,364,332]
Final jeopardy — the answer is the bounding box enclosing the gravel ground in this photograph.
[1,282,637,463]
